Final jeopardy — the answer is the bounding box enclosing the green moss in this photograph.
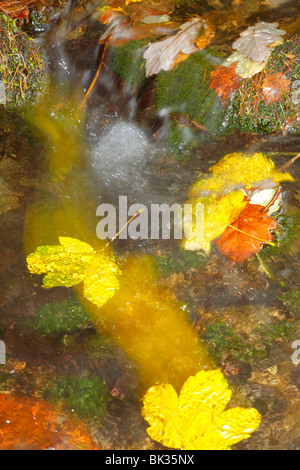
[261,213,300,258]
[254,321,294,347]
[202,322,266,363]
[0,13,46,104]
[40,375,109,419]
[154,49,225,147]
[33,299,91,335]
[226,37,300,134]
[278,290,300,318]
[156,248,207,276]
[110,40,147,92]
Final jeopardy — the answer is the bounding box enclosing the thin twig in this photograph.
[79,43,108,111]
[278,153,300,173]
[101,209,145,251]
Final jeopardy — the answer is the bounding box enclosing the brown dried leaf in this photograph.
[143,17,214,77]
[262,72,290,105]
[209,63,241,103]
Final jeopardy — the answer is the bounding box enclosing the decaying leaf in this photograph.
[215,202,278,263]
[223,51,266,79]
[0,393,97,450]
[142,369,262,450]
[232,21,286,63]
[0,0,47,21]
[143,17,214,76]
[26,237,122,308]
[262,72,291,105]
[99,0,178,46]
[209,63,241,103]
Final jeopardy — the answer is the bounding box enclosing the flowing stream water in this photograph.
[0,0,300,450]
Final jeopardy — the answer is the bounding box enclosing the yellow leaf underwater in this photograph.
[26,237,122,308]
[142,370,262,450]
[190,153,294,198]
[183,191,247,252]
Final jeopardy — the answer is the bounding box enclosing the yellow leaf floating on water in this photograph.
[190,153,294,198]
[142,370,262,450]
[26,237,121,308]
[183,190,247,252]
[182,152,294,252]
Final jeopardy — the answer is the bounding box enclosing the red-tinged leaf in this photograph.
[209,63,241,104]
[215,202,278,263]
[262,72,290,105]
[0,393,98,450]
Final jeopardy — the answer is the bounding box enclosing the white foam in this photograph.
[90,121,156,196]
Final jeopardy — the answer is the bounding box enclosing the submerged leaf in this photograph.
[143,17,213,76]
[232,21,286,63]
[0,393,97,450]
[190,153,294,198]
[26,237,122,308]
[183,191,247,252]
[142,370,262,450]
[215,202,278,263]
[262,72,290,105]
[223,51,266,79]
[209,63,241,103]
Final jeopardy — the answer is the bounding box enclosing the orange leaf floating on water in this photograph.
[0,393,98,450]
[209,63,241,103]
[215,202,278,263]
[262,72,291,105]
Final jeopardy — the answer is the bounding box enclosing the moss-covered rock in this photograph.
[110,39,148,92]
[225,37,300,135]
[154,49,225,143]
[260,213,300,259]
[0,13,46,105]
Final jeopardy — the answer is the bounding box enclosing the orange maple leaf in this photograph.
[215,202,278,263]
[209,63,241,104]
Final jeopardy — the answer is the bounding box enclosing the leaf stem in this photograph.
[256,253,286,286]
[228,224,276,246]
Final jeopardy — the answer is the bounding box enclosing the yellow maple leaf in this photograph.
[26,237,122,308]
[190,152,294,198]
[142,369,262,450]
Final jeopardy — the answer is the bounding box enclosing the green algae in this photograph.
[156,248,207,276]
[40,375,109,419]
[202,322,266,363]
[33,299,91,335]
[278,290,300,318]
[254,321,294,347]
